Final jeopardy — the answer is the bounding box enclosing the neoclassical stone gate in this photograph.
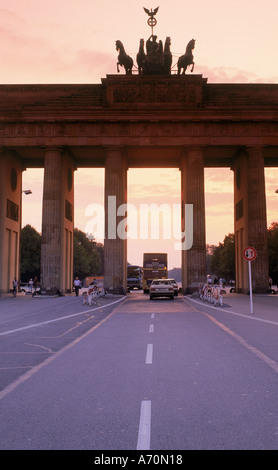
[0,75,277,294]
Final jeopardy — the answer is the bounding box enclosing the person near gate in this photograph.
[74,277,81,296]
[12,277,18,297]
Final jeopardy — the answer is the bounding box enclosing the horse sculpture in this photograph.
[116,40,133,75]
[136,39,146,75]
[177,39,195,75]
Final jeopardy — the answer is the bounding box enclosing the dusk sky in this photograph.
[3,0,277,269]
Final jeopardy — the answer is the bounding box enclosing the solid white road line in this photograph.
[137,400,151,450]
[0,297,126,336]
[145,344,153,364]
[186,296,278,326]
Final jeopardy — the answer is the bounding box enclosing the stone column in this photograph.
[104,147,127,294]
[233,148,269,293]
[61,153,75,293]
[233,151,248,293]
[0,149,22,293]
[181,147,206,293]
[41,147,74,294]
[247,147,269,292]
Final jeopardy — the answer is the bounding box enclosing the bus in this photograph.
[127,265,143,290]
[142,253,168,293]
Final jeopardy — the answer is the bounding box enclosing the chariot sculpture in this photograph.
[115,6,196,76]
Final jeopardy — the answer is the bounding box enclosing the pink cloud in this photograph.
[197,64,278,84]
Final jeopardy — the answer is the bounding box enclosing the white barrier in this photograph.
[199,283,224,307]
[82,285,105,306]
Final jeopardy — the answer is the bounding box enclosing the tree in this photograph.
[206,244,216,275]
[20,224,41,282]
[20,225,104,284]
[210,233,235,281]
[73,229,104,279]
[209,224,278,285]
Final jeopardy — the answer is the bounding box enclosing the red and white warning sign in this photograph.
[243,246,257,261]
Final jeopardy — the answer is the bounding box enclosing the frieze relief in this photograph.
[35,123,52,136]
[0,124,8,136]
[0,121,277,139]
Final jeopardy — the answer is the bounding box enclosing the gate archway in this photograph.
[0,75,277,294]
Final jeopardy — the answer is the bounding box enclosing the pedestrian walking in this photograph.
[29,278,34,294]
[32,276,39,297]
[12,277,18,297]
[74,277,81,296]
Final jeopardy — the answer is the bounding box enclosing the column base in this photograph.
[37,288,64,297]
[106,287,127,295]
[183,286,199,295]
[235,287,269,295]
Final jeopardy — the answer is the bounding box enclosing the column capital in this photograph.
[103,145,125,152]
[181,146,205,158]
[246,146,265,166]
[246,145,265,155]
[180,146,205,170]
[42,146,64,155]
[246,145,264,149]
[182,145,205,154]
[105,146,127,170]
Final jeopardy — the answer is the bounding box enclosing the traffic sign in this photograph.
[243,246,257,261]
[243,246,256,314]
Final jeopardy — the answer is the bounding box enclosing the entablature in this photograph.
[0,119,278,142]
[0,76,278,122]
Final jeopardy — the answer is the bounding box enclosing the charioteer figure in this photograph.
[144,34,164,74]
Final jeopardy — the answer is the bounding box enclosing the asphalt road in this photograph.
[1,291,278,451]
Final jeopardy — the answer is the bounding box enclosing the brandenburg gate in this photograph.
[0,12,277,295]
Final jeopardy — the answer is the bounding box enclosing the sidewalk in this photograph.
[187,290,278,324]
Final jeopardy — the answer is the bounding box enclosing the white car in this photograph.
[20,285,40,294]
[149,279,174,300]
[167,278,179,296]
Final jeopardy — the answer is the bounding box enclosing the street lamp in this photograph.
[22,189,32,195]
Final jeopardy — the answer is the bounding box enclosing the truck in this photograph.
[142,253,168,293]
[127,265,143,290]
